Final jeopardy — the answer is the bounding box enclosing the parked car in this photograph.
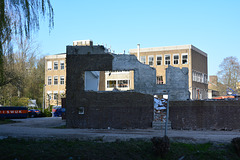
[28,109,41,118]
[52,106,62,117]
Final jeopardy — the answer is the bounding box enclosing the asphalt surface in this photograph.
[0,117,240,143]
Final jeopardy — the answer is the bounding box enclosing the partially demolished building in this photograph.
[66,44,190,129]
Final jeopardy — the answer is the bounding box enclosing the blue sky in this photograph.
[36,0,240,76]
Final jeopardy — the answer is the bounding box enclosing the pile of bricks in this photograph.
[154,99,167,122]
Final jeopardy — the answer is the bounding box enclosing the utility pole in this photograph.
[164,91,170,137]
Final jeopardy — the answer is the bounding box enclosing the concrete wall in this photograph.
[163,66,190,100]
[170,100,240,130]
[112,54,190,99]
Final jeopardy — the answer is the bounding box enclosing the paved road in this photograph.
[0,117,239,143]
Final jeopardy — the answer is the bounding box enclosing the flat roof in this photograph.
[45,53,66,59]
[129,44,207,57]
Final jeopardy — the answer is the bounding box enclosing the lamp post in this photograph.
[164,91,170,137]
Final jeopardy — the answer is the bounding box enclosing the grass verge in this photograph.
[0,138,239,160]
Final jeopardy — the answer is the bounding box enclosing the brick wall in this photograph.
[170,100,240,130]
[66,92,153,129]
[66,46,153,129]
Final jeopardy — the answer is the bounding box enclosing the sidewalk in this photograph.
[0,117,239,143]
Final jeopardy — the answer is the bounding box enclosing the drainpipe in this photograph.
[137,44,140,60]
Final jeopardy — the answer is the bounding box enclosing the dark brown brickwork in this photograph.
[66,92,153,129]
[66,47,153,129]
[170,100,240,130]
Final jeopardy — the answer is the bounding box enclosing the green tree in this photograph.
[0,0,54,87]
[217,56,240,95]
[11,96,29,106]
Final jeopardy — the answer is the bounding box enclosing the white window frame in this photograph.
[47,91,52,100]
[47,76,52,85]
[182,53,188,64]
[60,76,64,85]
[140,56,146,64]
[117,80,130,88]
[192,71,196,81]
[173,54,179,65]
[53,91,58,100]
[54,76,58,85]
[148,55,154,66]
[47,61,52,70]
[60,60,64,70]
[164,55,171,65]
[156,55,162,66]
[54,61,58,70]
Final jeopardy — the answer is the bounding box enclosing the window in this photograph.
[54,61,58,70]
[60,76,64,85]
[182,53,188,64]
[60,60,64,70]
[47,92,52,100]
[54,76,58,85]
[156,76,163,84]
[117,80,129,88]
[47,61,52,70]
[193,71,206,83]
[204,74,208,84]
[156,55,162,65]
[47,76,52,85]
[173,54,179,65]
[60,90,65,97]
[140,56,146,64]
[53,92,58,100]
[148,56,154,66]
[193,71,197,81]
[107,80,116,88]
[165,55,170,65]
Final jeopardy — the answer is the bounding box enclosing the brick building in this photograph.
[44,54,66,108]
[129,44,208,99]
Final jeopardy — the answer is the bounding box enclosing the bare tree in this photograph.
[217,56,240,94]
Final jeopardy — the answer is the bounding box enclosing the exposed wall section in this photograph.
[111,54,190,99]
[163,66,190,100]
[112,54,156,95]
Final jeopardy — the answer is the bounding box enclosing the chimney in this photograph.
[137,44,140,60]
